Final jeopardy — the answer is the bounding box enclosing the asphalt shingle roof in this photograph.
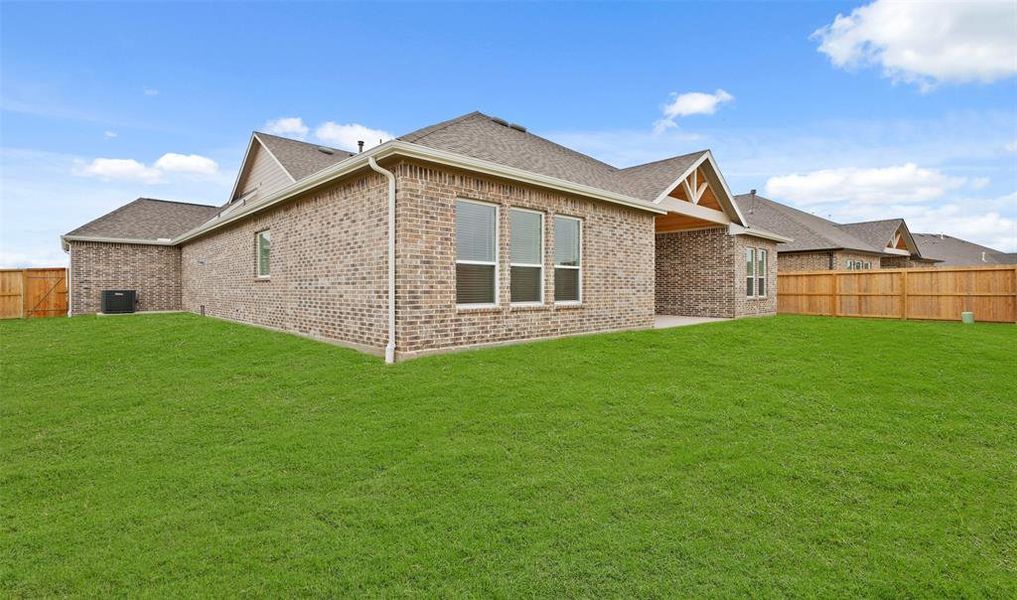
[254,132,354,181]
[66,198,220,240]
[735,193,882,253]
[836,219,905,251]
[913,233,1017,266]
[400,111,707,202]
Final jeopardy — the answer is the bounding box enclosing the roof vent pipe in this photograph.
[357,140,365,153]
[750,189,756,197]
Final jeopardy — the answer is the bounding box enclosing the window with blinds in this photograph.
[510,209,543,304]
[455,199,498,305]
[745,247,755,297]
[756,249,767,297]
[256,230,271,278]
[554,216,581,303]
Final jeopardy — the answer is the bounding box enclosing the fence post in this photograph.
[901,269,908,319]
[831,272,839,317]
[20,269,28,318]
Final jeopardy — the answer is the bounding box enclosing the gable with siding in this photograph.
[233,140,294,201]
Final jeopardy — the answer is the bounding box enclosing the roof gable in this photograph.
[837,219,919,255]
[228,133,355,202]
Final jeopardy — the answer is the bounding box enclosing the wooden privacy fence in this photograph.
[777,265,1017,323]
[0,268,68,319]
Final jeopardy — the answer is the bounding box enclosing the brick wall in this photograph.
[655,228,777,318]
[655,228,735,317]
[779,250,885,271]
[778,251,834,272]
[68,241,181,314]
[180,172,390,352]
[393,160,656,357]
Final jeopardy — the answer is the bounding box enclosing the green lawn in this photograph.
[2,314,1015,597]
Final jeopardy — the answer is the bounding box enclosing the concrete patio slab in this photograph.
[654,315,730,329]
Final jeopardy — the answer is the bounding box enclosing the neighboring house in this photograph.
[736,191,938,271]
[63,111,788,361]
[912,233,1017,267]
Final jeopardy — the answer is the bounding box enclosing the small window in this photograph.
[855,260,863,270]
[845,259,853,270]
[745,248,756,297]
[863,261,872,269]
[510,209,543,304]
[256,230,271,278]
[756,249,767,297]
[554,216,581,303]
[455,199,498,305]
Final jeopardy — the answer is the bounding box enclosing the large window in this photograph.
[554,216,581,303]
[510,209,543,304]
[256,230,271,278]
[756,249,767,297]
[455,199,498,305]
[745,248,755,297]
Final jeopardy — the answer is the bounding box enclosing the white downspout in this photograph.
[368,156,397,363]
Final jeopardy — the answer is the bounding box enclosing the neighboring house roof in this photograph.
[836,219,905,250]
[399,111,709,203]
[913,233,1017,266]
[735,193,882,254]
[254,132,354,180]
[64,198,219,241]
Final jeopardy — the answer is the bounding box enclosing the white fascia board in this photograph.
[727,223,793,243]
[657,197,732,225]
[173,140,665,245]
[883,247,911,256]
[62,235,175,246]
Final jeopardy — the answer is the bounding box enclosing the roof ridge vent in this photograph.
[508,122,527,133]
[490,116,509,126]
[317,146,335,155]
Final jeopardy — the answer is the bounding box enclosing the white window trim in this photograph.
[756,248,767,298]
[510,207,544,306]
[745,247,756,298]
[256,230,271,279]
[554,215,583,305]
[455,198,499,308]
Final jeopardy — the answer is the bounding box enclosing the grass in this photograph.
[1,314,1015,597]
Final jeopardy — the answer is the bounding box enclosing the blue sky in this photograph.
[2,1,1015,266]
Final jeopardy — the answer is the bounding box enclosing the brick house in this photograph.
[735,192,939,271]
[63,112,788,361]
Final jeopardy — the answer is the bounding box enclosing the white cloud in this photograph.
[153,153,219,175]
[765,163,966,205]
[314,122,393,151]
[813,0,1017,89]
[655,89,734,133]
[143,87,159,96]
[263,117,309,140]
[971,177,991,190]
[103,130,118,139]
[73,152,218,183]
[1005,141,1017,153]
[74,158,164,183]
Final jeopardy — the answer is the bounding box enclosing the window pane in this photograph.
[258,232,271,276]
[456,264,495,304]
[554,217,580,266]
[554,268,579,301]
[745,248,755,277]
[456,201,496,262]
[511,266,541,303]
[757,277,766,297]
[757,250,766,276]
[511,210,541,264]
[746,277,754,297]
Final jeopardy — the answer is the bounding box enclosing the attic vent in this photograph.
[490,116,509,126]
[508,123,527,133]
[317,146,335,155]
